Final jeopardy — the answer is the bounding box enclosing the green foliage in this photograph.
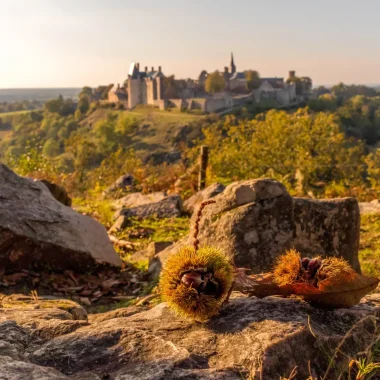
[45,95,76,116]
[42,138,61,157]
[163,75,179,98]
[200,109,366,196]
[331,82,377,100]
[359,213,380,277]
[116,216,190,246]
[205,71,226,94]
[73,197,114,227]
[244,70,261,90]
[7,140,58,181]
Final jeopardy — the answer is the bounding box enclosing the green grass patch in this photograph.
[359,213,380,277]
[72,197,114,228]
[116,216,190,245]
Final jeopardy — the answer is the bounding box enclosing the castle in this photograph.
[108,54,312,113]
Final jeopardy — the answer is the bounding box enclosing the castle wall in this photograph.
[128,79,142,109]
[108,92,119,103]
[146,80,155,105]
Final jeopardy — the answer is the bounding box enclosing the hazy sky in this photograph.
[1,0,380,88]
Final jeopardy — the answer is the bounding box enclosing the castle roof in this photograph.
[261,78,285,89]
[230,72,245,80]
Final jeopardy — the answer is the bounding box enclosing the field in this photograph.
[0,110,32,117]
[0,88,81,102]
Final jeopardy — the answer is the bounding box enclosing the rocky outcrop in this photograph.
[0,164,122,272]
[0,293,378,379]
[183,183,225,214]
[151,179,360,278]
[116,195,184,220]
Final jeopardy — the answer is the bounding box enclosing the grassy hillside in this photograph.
[80,106,205,159]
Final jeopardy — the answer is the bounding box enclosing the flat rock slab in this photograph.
[113,192,167,216]
[0,165,121,272]
[118,195,184,219]
[0,293,379,379]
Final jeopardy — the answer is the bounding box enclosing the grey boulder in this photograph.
[151,178,361,277]
[0,164,122,272]
[183,183,225,214]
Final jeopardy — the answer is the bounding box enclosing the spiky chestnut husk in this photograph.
[272,249,306,286]
[273,250,358,289]
[316,257,359,290]
[159,246,234,321]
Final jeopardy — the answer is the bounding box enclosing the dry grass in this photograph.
[359,213,380,278]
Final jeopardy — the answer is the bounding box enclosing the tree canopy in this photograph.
[205,71,225,94]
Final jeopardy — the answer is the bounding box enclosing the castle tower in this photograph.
[230,52,236,74]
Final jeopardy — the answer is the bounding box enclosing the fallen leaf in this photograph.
[234,270,379,308]
[291,275,379,308]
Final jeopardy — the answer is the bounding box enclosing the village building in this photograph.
[108,54,311,113]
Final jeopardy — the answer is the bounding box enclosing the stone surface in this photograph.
[113,192,167,217]
[103,174,134,196]
[39,180,72,207]
[359,199,380,215]
[0,293,378,379]
[152,179,361,277]
[0,164,122,272]
[117,195,184,220]
[129,241,173,266]
[183,183,225,214]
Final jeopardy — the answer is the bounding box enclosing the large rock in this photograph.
[152,179,360,277]
[0,164,122,272]
[183,183,225,214]
[0,293,378,379]
[117,195,184,220]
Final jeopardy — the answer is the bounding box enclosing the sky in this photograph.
[1,0,380,88]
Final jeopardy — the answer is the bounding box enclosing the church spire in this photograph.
[230,52,236,74]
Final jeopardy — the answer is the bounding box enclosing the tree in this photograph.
[205,71,225,94]
[200,108,365,194]
[163,75,179,98]
[77,96,90,115]
[43,138,61,157]
[244,70,261,90]
[80,87,93,98]
[286,75,303,96]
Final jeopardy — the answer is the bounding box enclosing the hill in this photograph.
[80,107,205,161]
[0,88,81,102]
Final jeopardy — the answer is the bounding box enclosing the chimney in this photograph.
[289,70,295,78]
[151,66,154,72]
[158,66,162,73]
[117,83,120,89]
[224,66,229,73]
[145,66,148,72]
